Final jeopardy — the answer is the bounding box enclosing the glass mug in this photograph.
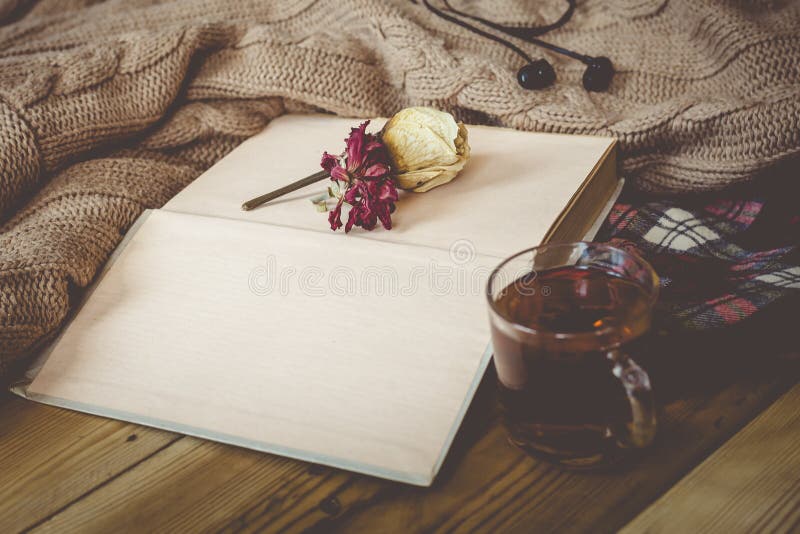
[486,242,659,468]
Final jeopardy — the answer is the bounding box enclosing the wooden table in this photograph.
[1,332,798,533]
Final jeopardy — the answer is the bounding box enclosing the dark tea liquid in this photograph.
[491,265,651,467]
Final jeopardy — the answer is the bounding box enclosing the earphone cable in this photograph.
[421,0,592,64]
[419,0,534,63]
[416,0,614,92]
[441,0,575,39]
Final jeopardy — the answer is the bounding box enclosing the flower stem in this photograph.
[241,170,329,211]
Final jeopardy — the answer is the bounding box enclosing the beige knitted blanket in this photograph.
[0,0,798,379]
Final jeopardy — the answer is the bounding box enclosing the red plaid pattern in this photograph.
[598,186,800,331]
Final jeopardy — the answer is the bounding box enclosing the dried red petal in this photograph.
[345,121,369,171]
[320,120,397,233]
[376,201,392,230]
[377,180,398,202]
[320,151,339,172]
[328,198,344,231]
[345,206,357,233]
[329,165,349,182]
[362,163,390,178]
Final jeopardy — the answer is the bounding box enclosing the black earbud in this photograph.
[420,0,615,93]
[517,60,556,90]
[517,56,615,92]
[582,57,614,92]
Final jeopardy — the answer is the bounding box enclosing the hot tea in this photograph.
[489,262,655,468]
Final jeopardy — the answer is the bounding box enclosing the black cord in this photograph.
[419,0,533,63]
[441,0,575,39]
[419,0,592,65]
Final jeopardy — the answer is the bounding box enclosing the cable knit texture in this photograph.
[0,0,799,378]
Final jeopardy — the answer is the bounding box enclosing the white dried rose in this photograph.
[381,107,470,192]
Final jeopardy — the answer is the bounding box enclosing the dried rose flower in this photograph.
[321,121,398,233]
[316,109,469,233]
[380,107,470,192]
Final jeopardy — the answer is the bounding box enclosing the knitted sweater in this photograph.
[0,0,798,378]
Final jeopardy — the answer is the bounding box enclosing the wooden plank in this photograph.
[0,392,179,533]
[622,382,800,534]
[22,354,799,534]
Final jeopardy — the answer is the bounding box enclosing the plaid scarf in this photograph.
[598,182,800,332]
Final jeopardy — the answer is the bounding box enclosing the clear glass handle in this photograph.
[607,349,657,448]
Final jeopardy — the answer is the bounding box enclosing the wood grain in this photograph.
[3,317,798,534]
[16,356,798,534]
[622,382,800,534]
[0,393,178,533]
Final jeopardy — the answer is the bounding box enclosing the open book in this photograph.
[12,114,620,486]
